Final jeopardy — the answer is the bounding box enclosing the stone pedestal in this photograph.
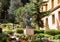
[24,28,34,41]
[24,28,34,36]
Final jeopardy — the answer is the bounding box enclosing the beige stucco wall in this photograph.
[42,8,60,30]
[41,0,60,30]
[48,8,60,30]
[47,0,52,10]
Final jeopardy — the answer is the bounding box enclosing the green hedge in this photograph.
[36,33,45,38]
[3,29,60,36]
[44,30,60,36]
[15,29,60,35]
[16,29,23,34]
[32,38,43,42]
[15,29,44,34]
[54,34,60,39]
[34,33,52,39]
[34,30,44,34]
[34,30,60,35]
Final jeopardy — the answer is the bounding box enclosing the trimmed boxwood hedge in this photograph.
[16,29,44,34]
[16,29,23,34]
[34,30,44,34]
[34,30,60,35]
[4,29,60,36]
[54,34,60,39]
[15,29,60,35]
[44,30,60,36]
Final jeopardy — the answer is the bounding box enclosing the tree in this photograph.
[0,0,10,19]
[8,0,30,23]
[0,0,10,23]
[14,0,51,29]
[0,0,30,23]
[32,0,51,29]
[8,0,22,23]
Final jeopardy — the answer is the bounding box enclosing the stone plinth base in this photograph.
[24,28,34,36]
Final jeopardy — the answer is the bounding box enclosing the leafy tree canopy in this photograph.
[14,0,51,29]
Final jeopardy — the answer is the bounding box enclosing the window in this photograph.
[40,6,43,12]
[41,6,43,11]
[46,18,48,26]
[58,0,60,4]
[45,18,49,29]
[52,14,55,24]
[45,4,47,11]
[51,0,54,8]
[58,11,60,21]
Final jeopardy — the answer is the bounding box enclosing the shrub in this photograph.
[34,34,43,40]
[2,37,7,42]
[2,24,6,27]
[0,33,7,42]
[44,30,60,36]
[0,28,2,33]
[56,30,60,34]
[54,34,60,40]
[16,29,23,34]
[34,30,44,34]
[35,33,44,39]
[35,33,52,39]
[4,31,14,35]
[44,34,52,38]
[32,38,43,42]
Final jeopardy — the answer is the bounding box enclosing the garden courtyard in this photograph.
[0,0,60,42]
[0,23,60,42]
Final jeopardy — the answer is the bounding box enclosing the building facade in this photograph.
[41,0,60,30]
